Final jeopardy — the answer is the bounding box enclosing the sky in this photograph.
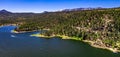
[0,0,120,13]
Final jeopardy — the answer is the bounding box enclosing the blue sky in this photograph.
[0,0,120,13]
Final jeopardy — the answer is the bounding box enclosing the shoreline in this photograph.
[31,33,55,38]
[31,33,120,53]
[31,34,82,40]
[11,30,39,33]
[83,40,120,53]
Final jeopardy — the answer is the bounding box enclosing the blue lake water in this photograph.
[0,26,120,57]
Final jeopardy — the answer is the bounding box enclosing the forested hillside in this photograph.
[1,8,120,51]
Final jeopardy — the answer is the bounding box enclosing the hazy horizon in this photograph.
[0,0,120,13]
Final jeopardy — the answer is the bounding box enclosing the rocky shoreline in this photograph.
[83,40,120,53]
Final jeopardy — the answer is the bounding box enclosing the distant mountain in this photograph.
[62,7,105,12]
[0,9,12,14]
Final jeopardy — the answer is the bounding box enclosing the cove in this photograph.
[0,26,120,57]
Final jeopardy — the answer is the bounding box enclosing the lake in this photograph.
[0,26,120,57]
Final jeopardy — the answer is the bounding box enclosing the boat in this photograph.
[11,35,16,37]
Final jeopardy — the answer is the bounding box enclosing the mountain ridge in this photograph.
[0,7,117,13]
